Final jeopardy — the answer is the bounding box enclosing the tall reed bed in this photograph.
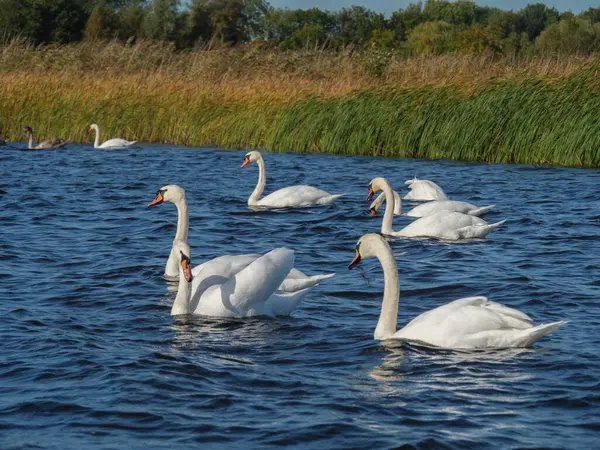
[1,40,599,167]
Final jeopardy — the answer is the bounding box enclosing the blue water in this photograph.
[1,145,599,449]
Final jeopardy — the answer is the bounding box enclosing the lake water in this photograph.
[1,145,599,449]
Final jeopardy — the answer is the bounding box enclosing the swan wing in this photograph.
[99,138,136,149]
[395,211,488,239]
[406,200,477,218]
[403,180,448,201]
[258,185,341,208]
[394,296,558,348]
[193,248,294,317]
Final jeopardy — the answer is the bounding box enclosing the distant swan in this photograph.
[147,184,334,291]
[404,178,447,201]
[24,126,69,149]
[368,177,504,240]
[241,151,343,208]
[88,123,137,149]
[169,236,321,317]
[348,233,566,348]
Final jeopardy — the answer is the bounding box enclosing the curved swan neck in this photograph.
[93,127,100,148]
[374,242,400,340]
[249,157,266,205]
[172,265,191,315]
[380,181,396,235]
[174,197,189,242]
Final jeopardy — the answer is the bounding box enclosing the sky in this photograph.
[268,0,596,15]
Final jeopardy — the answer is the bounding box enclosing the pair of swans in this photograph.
[349,233,565,348]
[369,177,504,240]
[24,126,69,149]
[88,124,137,149]
[148,185,334,317]
[241,151,342,208]
[370,189,495,218]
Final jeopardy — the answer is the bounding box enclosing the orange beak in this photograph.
[241,157,250,168]
[181,258,193,282]
[348,249,362,269]
[147,191,164,207]
[87,127,92,133]
[369,208,376,215]
[367,187,375,201]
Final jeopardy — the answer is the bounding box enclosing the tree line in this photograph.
[1,0,600,57]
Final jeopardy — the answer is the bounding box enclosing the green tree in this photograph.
[515,3,559,41]
[407,20,460,55]
[337,6,384,46]
[142,0,179,41]
[534,17,600,56]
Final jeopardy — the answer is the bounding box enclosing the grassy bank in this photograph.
[1,41,599,167]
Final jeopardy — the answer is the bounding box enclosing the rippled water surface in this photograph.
[1,145,599,449]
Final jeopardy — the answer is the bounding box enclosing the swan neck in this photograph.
[28,131,34,149]
[93,127,100,148]
[174,197,189,242]
[374,243,400,340]
[249,158,266,205]
[172,267,191,315]
[380,182,395,235]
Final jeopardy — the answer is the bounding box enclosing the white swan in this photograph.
[369,190,402,216]
[368,177,504,240]
[148,184,334,290]
[24,126,69,149]
[170,241,311,317]
[88,124,137,149]
[348,233,565,348]
[241,151,343,208]
[404,178,448,201]
[406,200,496,218]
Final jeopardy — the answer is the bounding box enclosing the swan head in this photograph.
[367,177,389,201]
[147,185,186,207]
[241,150,262,168]
[24,126,33,135]
[173,240,193,282]
[88,124,99,133]
[348,233,390,269]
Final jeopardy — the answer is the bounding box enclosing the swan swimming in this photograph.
[88,123,137,149]
[241,151,343,208]
[169,239,317,317]
[24,126,69,149]
[147,184,334,293]
[348,233,566,348]
[369,177,504,240]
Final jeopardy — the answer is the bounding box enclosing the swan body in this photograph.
[241,151,343,208]
[171,239,316,318]
[404,178,448,201]
[369,177,504,240]
[24,126,69,149]
[369,190,402,216]
[88,123,137,149]
[148,184,334,291]
[348,233,565,348]
[406,200,495,218]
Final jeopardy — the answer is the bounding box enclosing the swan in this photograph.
[170,240,313,317]
[368,177,504,240]
[406,200,496,218]
[404,177,448,201]
[24,126,69,149]
[348,233,565,348]
[369,190,402,216]
[147,184,334,290]
[88,124,137,149]
[241,151,343,208]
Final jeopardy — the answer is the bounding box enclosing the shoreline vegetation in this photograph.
[1,40,599,167]
[2,1,600,167]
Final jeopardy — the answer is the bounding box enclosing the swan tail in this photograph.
[126,141,137,147]
[277,273,335,293]
[456,220,505,239]
[266,288,310,316]
[317,194,344,204]
[468,205,496,216]
[515,321,567,347]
